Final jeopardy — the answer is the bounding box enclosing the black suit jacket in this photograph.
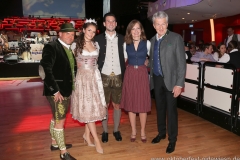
[224,34,239,46]
[95,32,126,80]
[40,39,77,97]
[185,51,192,63]
[229,50,240,68]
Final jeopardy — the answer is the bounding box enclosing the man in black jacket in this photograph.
[224,27,240,47]
[228,40,240,68]
[40,23,77,160]
[95,12,126,143]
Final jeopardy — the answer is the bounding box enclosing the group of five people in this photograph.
[40,11,186,160]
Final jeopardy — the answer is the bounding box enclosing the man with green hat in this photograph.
[40,23,77,160]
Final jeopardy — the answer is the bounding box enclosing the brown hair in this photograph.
[228,40,238,50]
[103,12,117,22]
[74,22,97,56]
[217,42,226,58]
[124,20,146,45]
[203,43,212,51]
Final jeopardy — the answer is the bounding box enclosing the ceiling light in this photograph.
[182,18,185,19]
[192,20,194,22]
[187,13,190,14]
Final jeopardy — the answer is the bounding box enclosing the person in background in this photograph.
[0,30,8,49]
[0,36,4,55]
[228,40,240,68]
[120,20,151,143]
[198,39,204,51]
[185,41,192,63]
[224,27,240,47]
[189,44,197,55]
[211,41,216,46]
[213,43,229,63]
[191,43,216,64]
[211,44,218,60]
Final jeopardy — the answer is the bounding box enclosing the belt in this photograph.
[134,65,138,69]
[110,72,115,77]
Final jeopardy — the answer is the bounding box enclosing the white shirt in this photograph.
[226,34,240,47]
[218,54,230,63]
[156,33,165,41]
[105,31,116,41]
[213,52,230,63]
[230,48,238,53]
[213,52,219,61]
[58,38,71,49]
[70,42,76,51]
[123,40,151,58]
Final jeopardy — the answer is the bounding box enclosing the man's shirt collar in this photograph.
[105,31,117,40]
[58,38,71,49]
[156,30,169,41]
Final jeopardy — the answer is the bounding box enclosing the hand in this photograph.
[144,58,149,66]
[215,65,223,68]
[172,86,182,98]
[54,92,64,103]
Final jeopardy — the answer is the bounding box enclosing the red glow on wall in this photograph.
[173,14,240,45]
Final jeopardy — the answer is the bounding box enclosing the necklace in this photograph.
[133,39,140,42]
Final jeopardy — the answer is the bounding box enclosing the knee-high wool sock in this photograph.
[53,128,66,150]
[49,120,55,141]
[113,108,121,132]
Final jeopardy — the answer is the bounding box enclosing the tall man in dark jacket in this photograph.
[224,27,240,47]
[40,23,77,160]
[149,11,186,154]
[95,12,126,143]
[228,40,240,68]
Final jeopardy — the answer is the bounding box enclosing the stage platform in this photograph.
[0,62,40,79]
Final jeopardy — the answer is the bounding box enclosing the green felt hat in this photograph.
[59,23,77,32]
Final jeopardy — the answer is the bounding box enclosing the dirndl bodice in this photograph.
[71,43,106,123]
